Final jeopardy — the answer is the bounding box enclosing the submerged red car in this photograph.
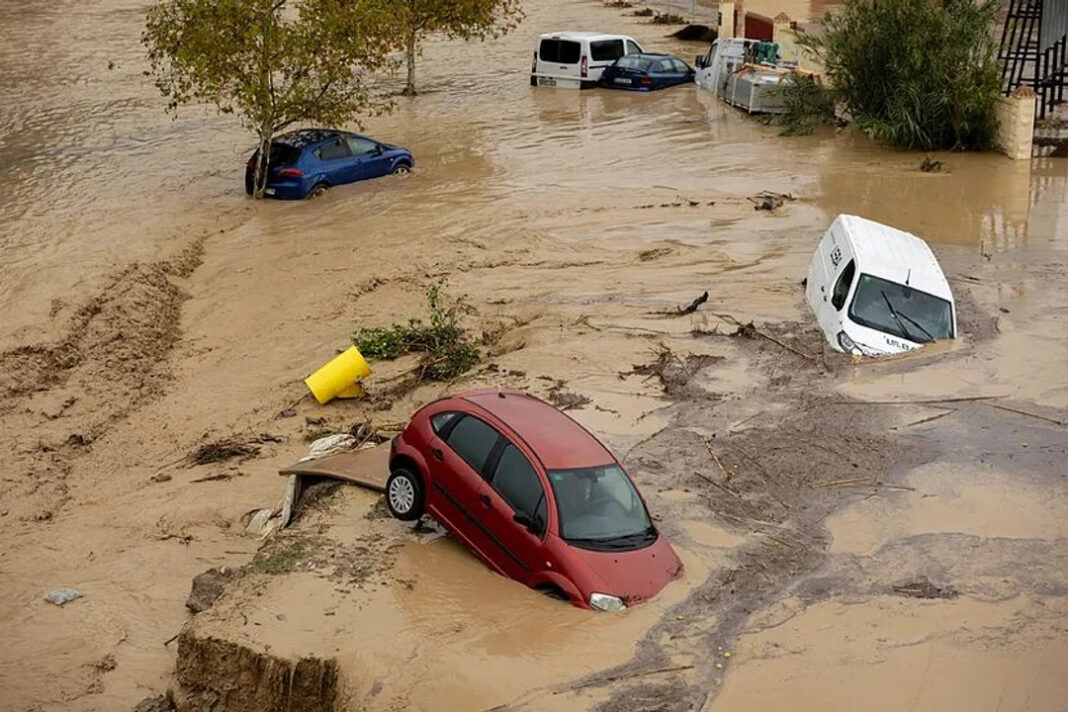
[387,389,682,610]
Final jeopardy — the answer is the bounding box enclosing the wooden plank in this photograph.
[278,442,391,492]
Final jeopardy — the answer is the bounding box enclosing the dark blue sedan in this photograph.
[244,129,413,199]
[598,53,695,91]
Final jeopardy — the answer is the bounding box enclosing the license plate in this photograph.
[537,76,557,87]
[265,188,276,195]
[613,77,632,85]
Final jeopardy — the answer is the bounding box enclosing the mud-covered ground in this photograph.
[1,1,1066,711]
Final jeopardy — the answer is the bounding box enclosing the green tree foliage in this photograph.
[800,0,1002,151]
[143,0,397,198]
[381,0,525,95]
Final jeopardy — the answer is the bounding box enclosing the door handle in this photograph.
[479,494,492,508]
[432,448,444,462]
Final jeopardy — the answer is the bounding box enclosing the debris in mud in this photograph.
[672,24,717,42]
[623,345,722,398]
[352,279,480,382]
[44,587,84,606]
[133,693,176,712]
[638,247,673,262]
[547,380,592,411]
[748,191,795,211]
[633,7,653,16]
[150,473,172,483]
[672,291,709,316]
[186,567,237,613]
[186,434,278,466]
[651,12,685,24]
[604,0,632,7]
[920,156,944,172]
[892,577,959,600]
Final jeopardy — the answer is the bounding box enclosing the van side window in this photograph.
[831,259,856,311]
[626,40,643,55]
[539,39,560,63]
[558,40,581,64]
[590,39,625,62]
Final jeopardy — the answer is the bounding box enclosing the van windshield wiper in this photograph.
[881,291,932,344]
[894,308,935,343]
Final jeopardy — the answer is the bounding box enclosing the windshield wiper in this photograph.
[568,527,657,548]
[881,290,931,344]
[894,308,935,343]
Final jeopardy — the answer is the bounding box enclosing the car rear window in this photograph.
[590,39,625,62]
[617,56,652,71]
[260,143,300,167]
[539,38,581,65]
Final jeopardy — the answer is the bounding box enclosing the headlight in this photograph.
[836,330,859,354]
[589,592,626,612]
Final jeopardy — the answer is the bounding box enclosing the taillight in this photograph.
[581,54,588,78]
[277,168,304,178]
[246,156,256,171]
[531,51,537,73]
[640,74,653,86]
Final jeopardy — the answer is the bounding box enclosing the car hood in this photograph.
[569,534,682,605]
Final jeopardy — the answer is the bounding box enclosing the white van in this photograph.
[805,215,957,356]
[531,32,645,89]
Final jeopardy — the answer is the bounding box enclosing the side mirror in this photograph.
[695,55,706,69]
[513,512,533,529]
[374,144,384,156]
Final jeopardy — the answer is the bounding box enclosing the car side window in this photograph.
[626,40,642,55]
[346,136,379,156]
[491,444,546,533]
[430,411,462,437]
[832,259,856,311]
[316,138,350,161]
[672,59,690,72]
[445,416,500,474]
[657,60,673,73]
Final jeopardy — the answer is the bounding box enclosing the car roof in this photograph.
[833,215,954,302]
[539,31,635,41]
[455,389,614,470]
[274,129,340,148]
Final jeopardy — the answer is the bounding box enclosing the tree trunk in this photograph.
[254,124,271,200]
[403,27,417,96]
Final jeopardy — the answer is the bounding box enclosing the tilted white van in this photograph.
[531,32,645,89]
[805,215,956,356]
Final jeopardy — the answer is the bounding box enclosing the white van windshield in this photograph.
[849,274,954,343]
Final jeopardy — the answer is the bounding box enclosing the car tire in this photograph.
[537,584,568,602]
[308,182,329,198]
[386,467,424,521]
[392,163,412,175]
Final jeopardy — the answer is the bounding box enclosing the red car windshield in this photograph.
[548,464,654,545]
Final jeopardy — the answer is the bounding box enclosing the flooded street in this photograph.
[1,0,1066,710]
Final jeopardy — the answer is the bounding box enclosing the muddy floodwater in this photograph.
[1,0,1066,711]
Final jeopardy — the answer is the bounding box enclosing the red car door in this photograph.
[429,414,506,572]
[476,440,550,584]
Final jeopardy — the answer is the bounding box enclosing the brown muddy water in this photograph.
[1,0,1067,711]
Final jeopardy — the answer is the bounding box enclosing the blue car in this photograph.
[244,129,413,199]
[598,53,695,91]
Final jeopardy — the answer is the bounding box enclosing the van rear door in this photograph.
[538,37,583,80]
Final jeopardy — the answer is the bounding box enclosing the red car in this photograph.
[387,389,682,610]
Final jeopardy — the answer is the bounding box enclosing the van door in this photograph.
[535,37,583,85]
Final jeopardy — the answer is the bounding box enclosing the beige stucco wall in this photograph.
[995,88,1036,160]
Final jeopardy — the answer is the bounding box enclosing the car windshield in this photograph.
[548,464,653,545]
[616,56,652,71]
[849,273,954,343]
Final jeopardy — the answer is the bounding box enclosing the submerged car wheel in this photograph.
[386,467,424,521]
[392,163,412,175]
[308,182,329,198]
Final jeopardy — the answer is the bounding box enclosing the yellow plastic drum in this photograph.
[305,346,372,404]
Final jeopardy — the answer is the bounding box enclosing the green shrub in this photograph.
[778,73,836,136]
[353,280,480,381]
[801,0,1002,151]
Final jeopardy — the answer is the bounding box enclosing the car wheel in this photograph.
[392,163,412,175]
[537,584,568,601]
[386,467,424,521]
[308,183,329,198]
